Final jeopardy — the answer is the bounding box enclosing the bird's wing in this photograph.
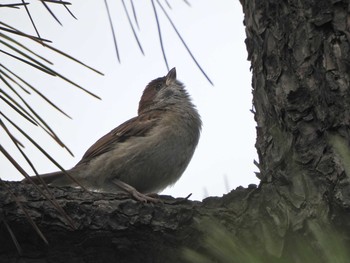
[76,111,163,165]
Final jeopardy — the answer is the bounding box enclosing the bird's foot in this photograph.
[112,179,160,203]
[131,190,160,203]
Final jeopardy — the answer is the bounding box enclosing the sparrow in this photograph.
[23,68,201,202]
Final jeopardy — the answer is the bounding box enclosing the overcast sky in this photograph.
[0,0,259,200]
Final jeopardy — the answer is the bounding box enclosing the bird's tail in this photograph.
[22,171,71,186]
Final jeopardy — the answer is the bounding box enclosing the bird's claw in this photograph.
[131,190,160,203]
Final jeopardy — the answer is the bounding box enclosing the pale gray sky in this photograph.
[0,0,259,200]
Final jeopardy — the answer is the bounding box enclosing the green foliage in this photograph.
[183,218,349,263]
[0,2,101,180]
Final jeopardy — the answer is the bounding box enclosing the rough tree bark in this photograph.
[2,0,350,262]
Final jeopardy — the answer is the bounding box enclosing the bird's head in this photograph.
[138,68,191,114]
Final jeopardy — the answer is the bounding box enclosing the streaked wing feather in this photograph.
[76,111,162,165]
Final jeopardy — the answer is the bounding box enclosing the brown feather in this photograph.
[76,110,165,165]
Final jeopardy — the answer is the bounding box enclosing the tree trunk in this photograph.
[0,183,260,263]
[2,0,350,262]
[244,0,350,230]
[241,0,350,258]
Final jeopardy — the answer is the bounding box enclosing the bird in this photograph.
[23,68,202,202]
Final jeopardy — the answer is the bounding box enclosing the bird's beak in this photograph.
[165,67,176,85]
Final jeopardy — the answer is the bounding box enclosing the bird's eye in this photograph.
[155,84,162,91]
